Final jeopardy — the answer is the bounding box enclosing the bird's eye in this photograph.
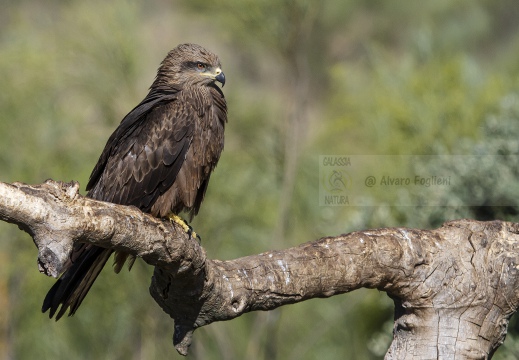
[197,62,206,70]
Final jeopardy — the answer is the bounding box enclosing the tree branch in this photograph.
[1,180,518,358]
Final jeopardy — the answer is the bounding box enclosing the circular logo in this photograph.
[322,169,351,193]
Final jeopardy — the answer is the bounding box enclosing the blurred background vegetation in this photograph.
[1,0,519,359]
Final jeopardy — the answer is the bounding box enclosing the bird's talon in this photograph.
[168,214,199,240]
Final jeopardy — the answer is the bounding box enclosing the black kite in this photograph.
[42,43,227,320]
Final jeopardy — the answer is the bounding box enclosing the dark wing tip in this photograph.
[42,279,73,321]
[42,279,61,319]
[42,247,111,321]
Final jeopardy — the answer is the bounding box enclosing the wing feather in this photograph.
[86,85,180,193]
[88,96,194,218]
[145,161,164,195]
[144,144,160,169]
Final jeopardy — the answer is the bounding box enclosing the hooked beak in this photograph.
[215,69,226,87]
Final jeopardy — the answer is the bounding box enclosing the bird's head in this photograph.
[155,43,225,89]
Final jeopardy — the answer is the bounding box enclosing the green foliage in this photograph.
[402,94,519,229]
[324,53,507,156]
[1,0,519,359]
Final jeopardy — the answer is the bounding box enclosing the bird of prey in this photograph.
[42,43,227,320]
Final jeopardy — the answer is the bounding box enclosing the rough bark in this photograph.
[0,179,518,359]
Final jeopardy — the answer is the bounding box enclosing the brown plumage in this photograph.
[42,43,227,320]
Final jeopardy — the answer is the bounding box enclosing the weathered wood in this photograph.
[0,179,517,358]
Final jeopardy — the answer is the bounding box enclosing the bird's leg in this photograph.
[167,214,200,241]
